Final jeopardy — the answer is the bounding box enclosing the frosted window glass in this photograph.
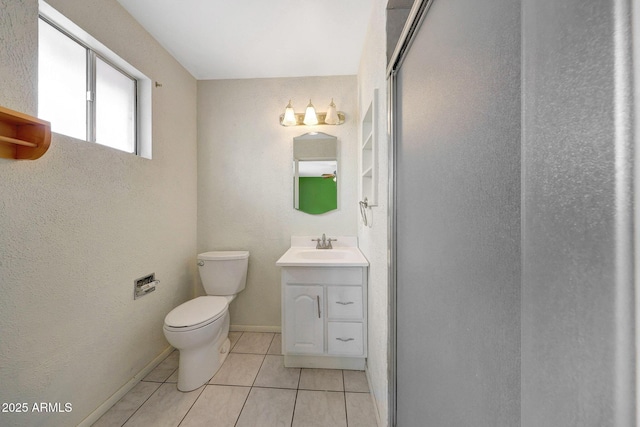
[96,57,136,153]
[38,19,87,140]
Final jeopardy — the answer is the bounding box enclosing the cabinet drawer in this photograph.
[283,267,363,285]
[327,286,363,319]
[328,322,363,355]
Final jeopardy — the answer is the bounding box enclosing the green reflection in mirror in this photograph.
[298,161,337,214]
[293,132,338,215]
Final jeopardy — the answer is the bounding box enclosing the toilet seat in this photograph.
[164,296,228,332]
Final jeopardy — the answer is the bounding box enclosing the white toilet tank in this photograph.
[197,251,249,296]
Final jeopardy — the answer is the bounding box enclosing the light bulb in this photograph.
[325,98,339,125]
[282,100,297,126]
[303,99,318,126]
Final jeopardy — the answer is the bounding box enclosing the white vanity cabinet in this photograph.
[281,266,368,370]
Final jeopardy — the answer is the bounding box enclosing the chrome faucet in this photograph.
[312,233,337,249]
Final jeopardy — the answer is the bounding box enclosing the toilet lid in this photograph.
[164,296,228,328]
[198,251,249,261]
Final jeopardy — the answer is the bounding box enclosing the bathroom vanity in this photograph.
[276,237,369,370]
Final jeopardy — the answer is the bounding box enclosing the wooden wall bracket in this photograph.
[0,106,51,160]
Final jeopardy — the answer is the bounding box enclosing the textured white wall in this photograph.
[0,1,197,426]
[357,0,389,425]
[197,76,358,329]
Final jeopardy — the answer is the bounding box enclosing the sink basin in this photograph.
[296,250,350,260]
[276,240,368,267]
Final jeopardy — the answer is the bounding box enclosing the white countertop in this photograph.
[276,236,369,267]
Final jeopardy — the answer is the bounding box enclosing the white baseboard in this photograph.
[77,346,174,427]
[230,324,281,333]
[365,365,384,427]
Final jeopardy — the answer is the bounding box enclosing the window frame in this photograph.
[38,0,152,158]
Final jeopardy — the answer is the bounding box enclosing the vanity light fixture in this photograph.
[279,99,345,126]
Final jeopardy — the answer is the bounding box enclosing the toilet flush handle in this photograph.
[197,260,204,266]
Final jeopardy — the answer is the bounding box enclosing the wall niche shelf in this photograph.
[0,106,51,160]
[360,88,378,207]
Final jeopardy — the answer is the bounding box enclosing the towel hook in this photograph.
[359,198,369,226]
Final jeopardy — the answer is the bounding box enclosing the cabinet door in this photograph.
[284,285,324,354]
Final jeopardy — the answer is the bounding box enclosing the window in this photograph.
[38,18,87,141]
[38,1,151,157]
[95,56,136,152]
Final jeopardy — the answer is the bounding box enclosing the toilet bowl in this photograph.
[163,251,249,392]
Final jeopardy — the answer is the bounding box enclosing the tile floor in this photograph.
[93,332,378,427]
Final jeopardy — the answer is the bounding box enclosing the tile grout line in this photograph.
[227,332,250,427]
[232,385,252,427]
[343,370,349,427]
[176,381,208,427]
[118,380,163,427]
[234,336,269,427]
[266,332,276,355]
[250,354,268,388]
[229,331,243,353]
[290,365,304,427]
[231,351,275,355]
[118,351,177,426]
[249,331,273,387]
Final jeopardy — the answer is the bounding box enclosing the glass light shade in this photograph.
[282,100,297,126]
[303,100,318,125]
[324,98,339,125]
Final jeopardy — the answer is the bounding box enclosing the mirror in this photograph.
[293,132,338,214]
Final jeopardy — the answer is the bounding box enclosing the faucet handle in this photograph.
[311,237,322,249]
[326,238,337,249]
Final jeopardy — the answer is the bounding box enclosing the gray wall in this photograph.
[394,0,521,425]
[521,0,636,425]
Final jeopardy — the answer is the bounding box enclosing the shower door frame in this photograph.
[386,1,433,426]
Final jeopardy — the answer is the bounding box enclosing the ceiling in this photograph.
[116,0,375,80]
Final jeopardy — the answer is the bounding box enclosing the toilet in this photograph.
[163,250,249,392]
